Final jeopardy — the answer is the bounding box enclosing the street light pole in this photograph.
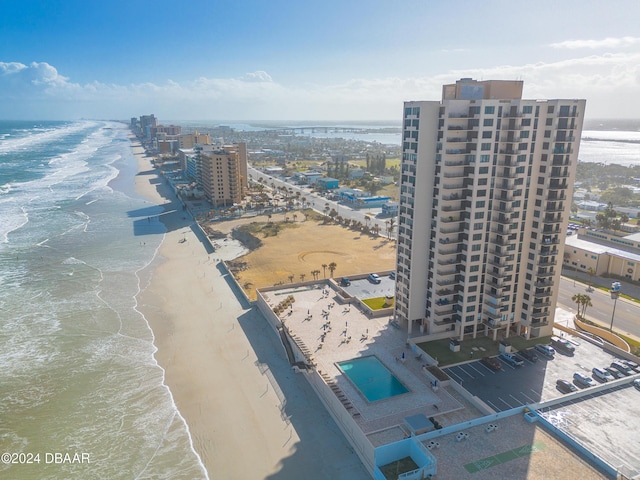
[609,281,621,332]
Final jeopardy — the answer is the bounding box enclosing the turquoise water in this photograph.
[338,356,409,402]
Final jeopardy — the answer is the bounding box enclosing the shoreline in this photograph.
[129,136,304,478]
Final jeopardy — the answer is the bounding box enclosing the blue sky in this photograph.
[2,0,640,121]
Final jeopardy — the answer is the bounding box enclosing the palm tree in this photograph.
[267,213,272,223]
[288,274,295,284]
[328,262,337,277]
[587,267,595,291]
[387,217,396,239]
[571,293,593,318]
[299,273,306,282]
[311,269,321,280]
[321,263,328,278]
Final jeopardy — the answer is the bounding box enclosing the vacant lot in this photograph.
[209,212,396,300]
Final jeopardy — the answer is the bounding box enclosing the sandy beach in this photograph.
[130,138,369,479]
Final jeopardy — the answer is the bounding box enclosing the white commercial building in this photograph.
[395,78,586,341]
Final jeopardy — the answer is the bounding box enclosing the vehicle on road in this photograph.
[481,356,502,371]
[634,378,640,390]
[389,271,396,280]
[534,344,556,358]
[518,348,538,363]
[556,379,578,394]
[367,273,381,284]
[573,371,597,388]
[610,360,633,376]
[500,353,524,367]
[604,367,625,379]
[340,277,351,287]
[550,336,576,354]
[592,367,615,382]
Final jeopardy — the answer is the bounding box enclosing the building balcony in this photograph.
[437,258,458,266]
[436,277,458,287]
[544,204,565,213]
[550,170,570,178]
[535,278,555,288]
[445,137,467,143]
[441,215,463,223]
[548,182,568,190]
[483,317,513,329]
[483,309,504,321]
[497,158,515,167]
[544,214,563,223]
[443,171,467,178]
[494,204,513,214]
[436,267,457,277]
[488,258,508,268]
[484,295,502,309]
[486,278,505,289]
[533,300,551,308]
[441,192,463,201]
[552,158,571,167]
[434,307,456,317]
[536,269,556,278]
[539,247,558,256]
[442,203,465,213]
[436,288,455,296]
[542,237,560,245]
[443,183,466,190]
[533,289,552,298]
[537,258,557,267]
[494,215,511,225]
[531,311,550,319]
[490,248,510,258]
[433,317,456,326]
[438,245,460,256]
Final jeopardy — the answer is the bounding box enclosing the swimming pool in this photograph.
[337,356,409,402]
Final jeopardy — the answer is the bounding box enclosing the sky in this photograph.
[1,0,640,121]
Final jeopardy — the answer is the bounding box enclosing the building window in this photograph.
[471,255,480,262]
[480,155,490,163]
[482,130,492,138]
[474,222,483,230]
[484,106,495,114]
[474,212,484,219]
[466,305,475,312]
[523,105,533,114]
[472,244,482,251]
[481,143,492,151]
[483,119,494,127]
[476,201,485,208]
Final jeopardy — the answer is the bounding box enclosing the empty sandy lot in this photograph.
[208,212,396,300]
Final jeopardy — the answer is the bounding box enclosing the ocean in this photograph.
[0,121,206,479]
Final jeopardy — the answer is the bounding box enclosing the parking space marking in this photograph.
[509,394,525,406]
[498,397,515,409]
[458,365,477,378]
[446,369,464,384]
[467,363,486,377]
[520,392,536,403]
[486,400,501,412]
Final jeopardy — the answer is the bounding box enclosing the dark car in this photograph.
[610,360,633,376]
[481,356,502,371]
[605,367,625,380]
[340,277,351,286]
[518,348,538,363]
[557,379,578,394]
[623,360,640,373]
[550,336,575,354]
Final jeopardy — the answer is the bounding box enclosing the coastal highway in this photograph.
[557,276,640,339]
[248,166,392,236]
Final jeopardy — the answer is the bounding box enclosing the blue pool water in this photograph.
[337,356,409,402]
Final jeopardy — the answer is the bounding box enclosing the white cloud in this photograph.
[1,55,639,120]
[550,36,640,49]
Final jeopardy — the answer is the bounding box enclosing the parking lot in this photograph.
[340,272,395,299]
[443,332,635,412]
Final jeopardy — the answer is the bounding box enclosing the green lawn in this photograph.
[362,296,393,310]
[417,334,551,367]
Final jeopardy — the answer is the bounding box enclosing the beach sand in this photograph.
[130,138,369,479]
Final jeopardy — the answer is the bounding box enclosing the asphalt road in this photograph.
[557,277,640,339]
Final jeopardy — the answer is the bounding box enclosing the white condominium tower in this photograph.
[395,78,585,342]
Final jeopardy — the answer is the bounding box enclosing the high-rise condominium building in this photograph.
[395,78,585,342]
[200,143,248,207]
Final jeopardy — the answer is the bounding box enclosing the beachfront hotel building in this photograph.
[200,143,248,207]
[395,78,586,341]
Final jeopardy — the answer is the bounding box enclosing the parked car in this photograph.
[500,353,524,367]
[592,367,615,382]
[340,277,351,287]
[610,360,633,376]
[518,348,538,363]
[557,379,578,394]
[550,336,575,354]
[389,271,396,280]
[622,360,640,373]
[368,273,381,284]
[534,344,556,358]
[573,371,597,388]
[605,367,626,380]
[634,378,640,390]
[481,356,502,371]
[513,352,528,364]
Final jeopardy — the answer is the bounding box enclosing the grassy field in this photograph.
[213,212,396,301]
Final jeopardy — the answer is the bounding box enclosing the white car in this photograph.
[573,371,596,388]
[368,273,381,284]
[592,367,614,382]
